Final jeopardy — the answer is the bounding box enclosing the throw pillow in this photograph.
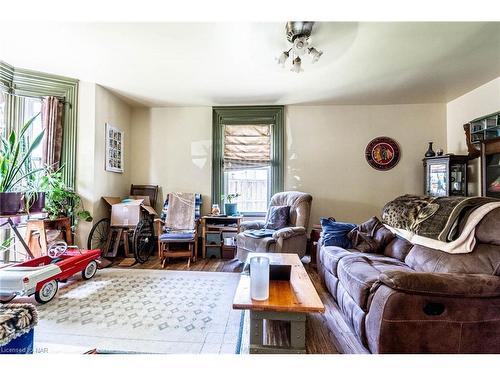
[320,217,357,248]
[347,216,395,253]
[264,205,290,230]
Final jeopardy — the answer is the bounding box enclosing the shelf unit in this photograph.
[201,216,242,259]
[469,111,500,144]
[465,110,500,198]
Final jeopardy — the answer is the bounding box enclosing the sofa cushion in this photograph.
[320,217,357,248]
[264,205,290,230]
[383,236,413,262]
[337,254,412,311]
[319,245,357,277]
[348,217,395,253]
[236,232,276,253]
[336,283,367,344]
[379,270,500,298]
[405,243,500,275]
[475,207,500,246]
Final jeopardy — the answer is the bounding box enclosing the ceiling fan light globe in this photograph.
[277,51,289,65]
[310,48,323,63]
[291,57,302,73]
[293,36,309,56]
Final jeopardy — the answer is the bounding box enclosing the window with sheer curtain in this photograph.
[0,61,78,188]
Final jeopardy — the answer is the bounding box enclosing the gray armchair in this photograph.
[235,191,313,262]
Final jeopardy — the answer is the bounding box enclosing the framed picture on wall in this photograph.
[105,123,124,173]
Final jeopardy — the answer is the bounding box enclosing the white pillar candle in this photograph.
[250,256,270,301]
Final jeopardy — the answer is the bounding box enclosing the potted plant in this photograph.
[0,114,45,215]
[222,193,240,216]
[24,157,47,214]
[40,168,92,225]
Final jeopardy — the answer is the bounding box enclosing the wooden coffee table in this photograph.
[232,253,325,354]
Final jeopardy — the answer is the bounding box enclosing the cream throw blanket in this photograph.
[165,192,196,230]
[385,202,500,254]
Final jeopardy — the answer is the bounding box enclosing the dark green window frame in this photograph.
[212,106,285,215]
[0,61,78,188]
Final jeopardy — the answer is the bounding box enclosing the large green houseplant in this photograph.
[0,114,45,214]
[40,168,92,224]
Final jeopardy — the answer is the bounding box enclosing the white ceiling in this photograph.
[1,22,499,107]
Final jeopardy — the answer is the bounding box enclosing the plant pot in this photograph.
[224,203,238,216]
[27,192,46,213]
[0,192,25,215]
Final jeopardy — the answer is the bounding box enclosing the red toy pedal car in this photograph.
[0,242,101,304]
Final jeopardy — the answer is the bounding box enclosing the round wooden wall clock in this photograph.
[365,137,401,171]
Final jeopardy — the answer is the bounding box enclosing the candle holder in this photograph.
[250,256,270,301]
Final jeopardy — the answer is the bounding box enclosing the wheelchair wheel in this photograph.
[87,218,111,251]
[133,218,154,263]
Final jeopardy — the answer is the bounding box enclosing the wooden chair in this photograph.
[130,184,159,209]
[155,193,202,267]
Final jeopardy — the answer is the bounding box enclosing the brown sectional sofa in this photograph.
[317,208,500,353]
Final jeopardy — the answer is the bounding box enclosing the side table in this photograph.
[308,224,322,267]
[201,216,241,259]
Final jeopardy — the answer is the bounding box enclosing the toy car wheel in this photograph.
[35,280,58,304]
[82,260,98,280]
[0,294,16,304]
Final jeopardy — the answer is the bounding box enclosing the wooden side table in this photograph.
[201,216,241,259]
[308,224,322,267]
[24,217,73,258]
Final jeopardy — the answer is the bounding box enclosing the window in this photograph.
[22,97,43,169]
[0,92,5,135]
[212,106,284,216]
[225,167,271,214]
[0,61,78,188]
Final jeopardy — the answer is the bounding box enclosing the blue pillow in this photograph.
[320,217,357,248]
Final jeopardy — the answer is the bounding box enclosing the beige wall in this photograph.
[130,107,212,214]
[446,77,500,195]
[92,85,132,222]
[74,83,132,246]
[285,104,446,223]
[129,103,446,224]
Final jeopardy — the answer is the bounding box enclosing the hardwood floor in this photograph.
[110,256,365,354]
[112,256,243,272]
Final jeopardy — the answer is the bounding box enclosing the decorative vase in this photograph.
[250,256,270,301]
[425,142,436,157]
[224,203,238,216]
[0,192,25,215]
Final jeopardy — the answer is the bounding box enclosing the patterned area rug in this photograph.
[30,269,243,354]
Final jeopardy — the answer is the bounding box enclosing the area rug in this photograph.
[29,269,243,354]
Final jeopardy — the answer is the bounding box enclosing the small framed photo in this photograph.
[105,123,124,173]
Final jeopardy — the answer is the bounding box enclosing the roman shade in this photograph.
[223,124,271,170]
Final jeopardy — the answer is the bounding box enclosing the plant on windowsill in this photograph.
[221,193,240,216]
[40,168,92,226]
[0,114,45,215]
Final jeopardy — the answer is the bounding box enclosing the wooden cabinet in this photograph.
[464,111,500,198]
[201,216,241,259]
[423,155,468,197]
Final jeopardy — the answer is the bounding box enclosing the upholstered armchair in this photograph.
[235,191,313,262]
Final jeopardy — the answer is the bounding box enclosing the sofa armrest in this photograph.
[379,270,500,298]
[240,220,266,231]
[272,226,306,240]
